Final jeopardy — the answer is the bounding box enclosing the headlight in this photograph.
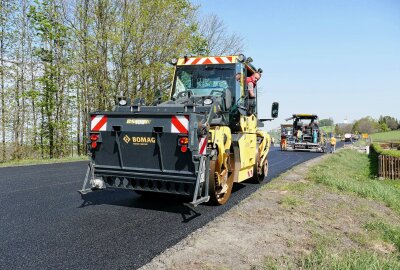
[119,99,127,106]
[203,98,213,105]
[238,54,246,62]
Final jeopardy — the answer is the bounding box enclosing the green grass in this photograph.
[262,149,400,270]
[296,230,400,270]
[370,130,400,142]
[279,195,304,208]
[297,248,400,270]
[365,221,400,252]
[307,149,400,213]
[0,155,87,167]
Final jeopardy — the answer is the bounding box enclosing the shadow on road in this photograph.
[78,189,203,223]
[77,181,249,222]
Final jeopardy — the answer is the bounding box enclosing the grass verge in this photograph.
[0,155,87,168]
[364,221,400,253]
[370,130,400,142]
[298,248,400,270]
[307,149,400,213]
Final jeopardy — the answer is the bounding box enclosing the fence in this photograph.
[378,155,400,180]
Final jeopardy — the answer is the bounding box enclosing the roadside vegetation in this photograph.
[370,130,400,142]
[309,150,400,212]
[263,149,400,269]
[0,155,87,168]
[1,1,243,164]
[143,149,400,270]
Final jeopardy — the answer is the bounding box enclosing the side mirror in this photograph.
[271,102,279,118]
[225,89,232,110]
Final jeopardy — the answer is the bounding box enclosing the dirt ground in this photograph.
[140,154,400,270]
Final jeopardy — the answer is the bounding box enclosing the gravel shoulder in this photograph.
[140,152,400,270]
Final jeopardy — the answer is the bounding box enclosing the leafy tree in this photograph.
[29,0,69,158]
[379,122,389,132]
[334,124,342,135]
[352,116,379,134]
[320,118,334,127]
[378,115,398,131]
[0,0,245,160]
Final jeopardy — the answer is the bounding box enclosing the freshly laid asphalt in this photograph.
[0,144,343,269]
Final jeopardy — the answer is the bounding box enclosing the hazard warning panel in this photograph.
[91,115,108,131]
[198,136,207,155]
[184,56,233,65]
[171,115,189,134]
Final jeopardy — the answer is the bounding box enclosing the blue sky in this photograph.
[196,0,400,129]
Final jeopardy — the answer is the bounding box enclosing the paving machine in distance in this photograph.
[79,54,279,206]
[283,114,326,152]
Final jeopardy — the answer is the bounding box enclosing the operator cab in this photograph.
[136,55,280,128]
[292,114,320,143]
[171,63,235,111]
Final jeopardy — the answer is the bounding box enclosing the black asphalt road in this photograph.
[0,145,342,269]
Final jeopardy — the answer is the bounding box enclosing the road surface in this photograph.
[0,145,342,269]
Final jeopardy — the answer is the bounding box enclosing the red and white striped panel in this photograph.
[198,136,207,155]
[247,168,254,178]
[184,56,233,65]
[91,115,108,131]
[171,115,189,134]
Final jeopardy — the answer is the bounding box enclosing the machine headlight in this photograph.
[119,99,127,106]
[203,98,213,105]
[171,58,178,65]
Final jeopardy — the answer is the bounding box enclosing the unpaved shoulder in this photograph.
[140,154,399,270]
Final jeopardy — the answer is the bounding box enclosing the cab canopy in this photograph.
[285,114,318,121]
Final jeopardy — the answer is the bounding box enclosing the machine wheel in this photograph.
[262,160,269,178]
[251,159,268,183]
[208,157,233,205]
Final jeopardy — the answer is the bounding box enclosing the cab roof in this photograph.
[285,114,319,121]
[176,55,258,73]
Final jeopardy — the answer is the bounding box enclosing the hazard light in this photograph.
[91,141,98,149]
[179,136,189,145]
[90,134,99,141]
[90,134,99,149]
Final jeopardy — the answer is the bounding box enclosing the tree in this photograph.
[198,13,244,55]
[334,124,342,135]
[352,116,379,134]
[29,0,69,158]
[0,0,245,161]
[0,0,13,161]
[319,118,334,127]
[378,115,398,131]
[379,122,389,132]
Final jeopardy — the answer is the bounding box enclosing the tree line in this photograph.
[0,0,244,162]
[328,116,400,135]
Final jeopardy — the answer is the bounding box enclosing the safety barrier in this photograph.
[378,155,400,180]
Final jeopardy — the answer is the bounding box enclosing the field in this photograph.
[370,130,400,142]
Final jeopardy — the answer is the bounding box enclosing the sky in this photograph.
[196,0,400,129]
